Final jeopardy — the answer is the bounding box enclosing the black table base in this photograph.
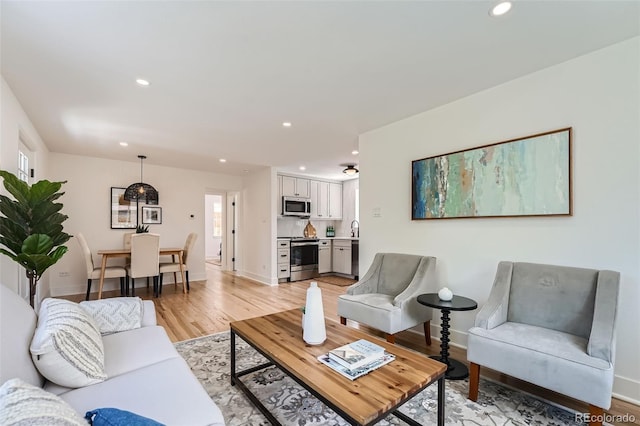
[417,293,478,381]
[430,356,469,380]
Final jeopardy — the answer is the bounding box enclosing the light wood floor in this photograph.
[67,264,639,425]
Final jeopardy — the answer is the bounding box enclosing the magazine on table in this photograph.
[318,352,395,381]
[328,339,386,370]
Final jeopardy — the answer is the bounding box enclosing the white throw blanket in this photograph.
[80,297,143,335]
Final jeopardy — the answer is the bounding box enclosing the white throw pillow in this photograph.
[30,299,107,388]
[79,297,143,335]
[0,378,88,425]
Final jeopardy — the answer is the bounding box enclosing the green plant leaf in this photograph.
[0,171,30,205]
[22,234,54,255]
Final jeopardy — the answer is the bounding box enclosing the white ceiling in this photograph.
[2,1,638,181]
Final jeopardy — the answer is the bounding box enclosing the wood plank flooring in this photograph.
[66,264,639,425]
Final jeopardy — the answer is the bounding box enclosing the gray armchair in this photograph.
[337,253,436,345]
[467,261,620,425]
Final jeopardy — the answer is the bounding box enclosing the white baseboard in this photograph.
[239,270,277,286]
[612,375,640,405]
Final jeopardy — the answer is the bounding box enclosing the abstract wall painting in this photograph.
[412,128,572,219]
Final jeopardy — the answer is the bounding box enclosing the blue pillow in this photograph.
[85,408,165,426]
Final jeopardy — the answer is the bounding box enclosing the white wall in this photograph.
[335,178,359,237]
[0,76,52,302]
[47,153,243,295]
[360,38,640,403]
[241,167,277,285]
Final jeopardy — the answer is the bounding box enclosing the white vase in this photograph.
[438,287,453,301]
[303,282,326,345]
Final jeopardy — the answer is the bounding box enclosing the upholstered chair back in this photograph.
[182,232,197,264]
[377,253,425,296]
[76,233,95,276]
[123,232,134,250]
[507,262,602,339]
[129,233,160,279]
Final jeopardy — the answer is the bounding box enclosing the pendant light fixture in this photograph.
[124,155,158,204]
[343,164,359,176]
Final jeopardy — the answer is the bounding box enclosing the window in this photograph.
[213,200,222,237]
[18,150,29,183]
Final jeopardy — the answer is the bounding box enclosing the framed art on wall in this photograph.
[142,206,162,224]
[412,128,572,220]
[111,187,138,229]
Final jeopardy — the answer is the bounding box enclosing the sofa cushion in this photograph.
[0,284,43,387]
[0,378,88,426]
[102,326,180,379]
[44,326,181,396]
[30,298,107,388]
[59,358,225,426]
[79,297,143,335]
[469,322,610,369]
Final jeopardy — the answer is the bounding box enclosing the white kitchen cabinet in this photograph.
[332,240,351,275]
[277,239,290,280]
[281,175,310,198]
[312,180,342,220]
[328,182,342,219]
[318,239,332,273]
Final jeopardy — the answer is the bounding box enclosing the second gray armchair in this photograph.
[467,261,620,426]
[337,253,436,345]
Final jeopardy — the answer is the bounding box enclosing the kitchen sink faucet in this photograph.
[350,220,359,238]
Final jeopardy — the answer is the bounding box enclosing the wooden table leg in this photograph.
[97,254,108,300]
[178,251,187,293]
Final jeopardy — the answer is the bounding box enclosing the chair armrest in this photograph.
[346,253,383,295]
[141,300,157,327]
[587,270,620,362]
[474,261,513,330]
[393,256,437,307]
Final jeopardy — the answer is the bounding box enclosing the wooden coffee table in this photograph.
[230,309,446,426]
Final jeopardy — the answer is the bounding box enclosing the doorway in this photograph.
[205,194,223,266]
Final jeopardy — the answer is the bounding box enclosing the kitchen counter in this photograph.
[277,236,359,240]
[320,237,359,240]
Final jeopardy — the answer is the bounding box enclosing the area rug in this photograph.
[316,275,357,287]
[175,332,584,425]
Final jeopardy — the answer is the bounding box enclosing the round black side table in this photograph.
[417,293,477,380]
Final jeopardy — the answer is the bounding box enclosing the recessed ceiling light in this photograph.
[352,150,359,155]
[136,78,150,86]
[282,122,292,128]
[219,159,227,163]
[299,166,306,171]
[490,1,512,16]
[119,141,129,147]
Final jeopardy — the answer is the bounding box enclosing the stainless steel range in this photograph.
[289,238,319,281]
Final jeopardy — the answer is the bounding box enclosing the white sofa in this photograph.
[0,284,224,425]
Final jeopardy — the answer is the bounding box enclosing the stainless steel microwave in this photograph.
[282,196,311,217]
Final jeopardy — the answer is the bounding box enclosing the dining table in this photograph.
[96,247,187,299]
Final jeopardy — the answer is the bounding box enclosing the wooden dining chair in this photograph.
[126,233,160,297]
[76,233,127,300]
[159,233,197,294]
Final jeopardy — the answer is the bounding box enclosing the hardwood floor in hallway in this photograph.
[64,263,639,425]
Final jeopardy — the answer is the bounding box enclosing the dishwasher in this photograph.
[351,240,359,280]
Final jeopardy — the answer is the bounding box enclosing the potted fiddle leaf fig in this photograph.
[0,170,71,307]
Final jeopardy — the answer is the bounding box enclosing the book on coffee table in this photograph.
[328,339,386,370]
[318,352,396,380]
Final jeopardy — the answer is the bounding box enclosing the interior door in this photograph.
[17,140,34,299]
